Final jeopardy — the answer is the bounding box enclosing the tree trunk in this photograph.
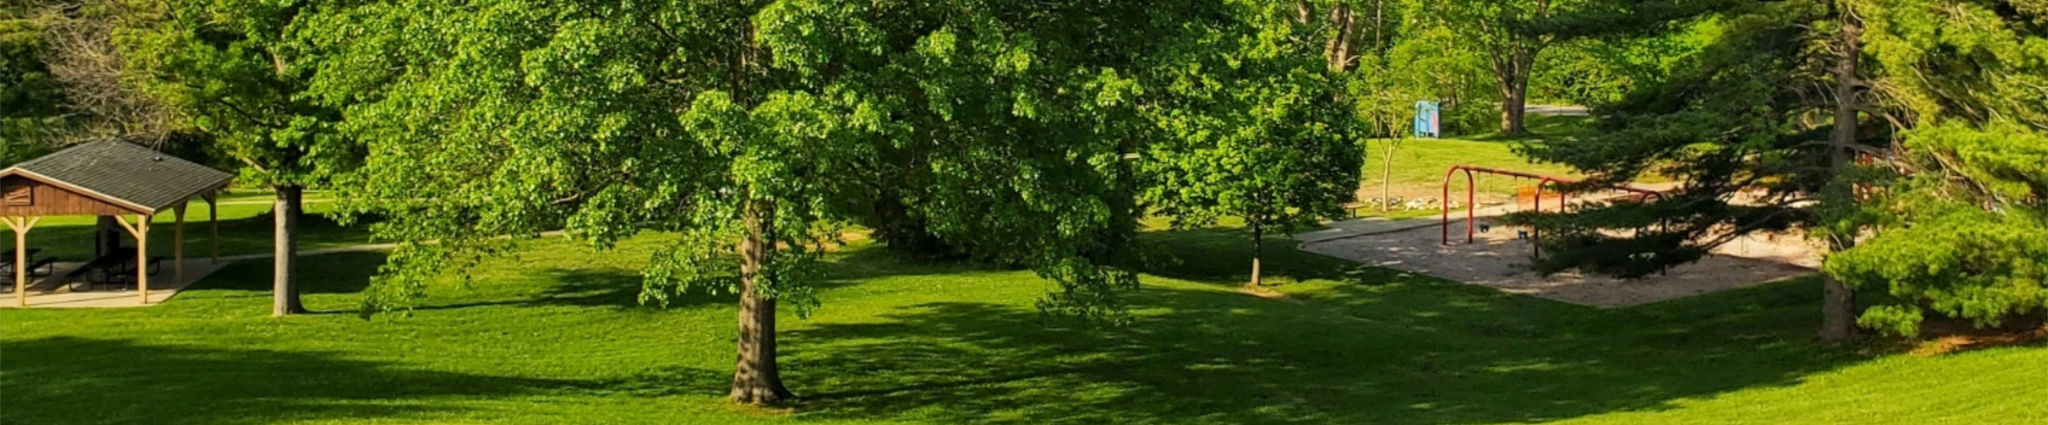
[1372,0,1384,55]
[1820,11,1863,343]
[730,199,793,404]
[1324,3,1356,71]
[1381,143,1397,212]
[273,185,306,316]
[1248,216,1264,287]
[96,217,121,257]
[1492,40,1536,136]
[1500,75,1529,135]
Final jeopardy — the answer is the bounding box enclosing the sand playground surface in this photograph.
[1295,215,1821,308]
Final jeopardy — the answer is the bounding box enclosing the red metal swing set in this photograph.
[1439,165,1665,256]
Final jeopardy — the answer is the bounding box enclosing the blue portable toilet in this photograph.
[1414,101,1441,138]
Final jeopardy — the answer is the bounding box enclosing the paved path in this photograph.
[213,198,335,206]
[1527,104,1589,116]
[217,230,567,262]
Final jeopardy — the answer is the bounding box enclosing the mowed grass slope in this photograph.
[1356,115,1586,217]
[1,227,2041,425]
[17,190,370,261]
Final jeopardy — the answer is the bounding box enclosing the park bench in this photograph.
[0,248,58,284]
[1341,201,1368,218]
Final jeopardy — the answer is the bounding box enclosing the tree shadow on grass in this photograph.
[25,213,371,262]
[781,230,1861,424]
[1137,227,1375,286]
[0,336,576,425]
[191,251,387,295]
[1457,114,1593,143]
[417,243,960,312]
[816,243,1024,283]
[520,267,738,311]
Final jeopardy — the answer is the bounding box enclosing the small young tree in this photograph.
[1349,72,1407,212]
[1143,2,1365,286]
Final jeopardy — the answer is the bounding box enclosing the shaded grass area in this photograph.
[2,227,2041,424]
[16,189,370,261]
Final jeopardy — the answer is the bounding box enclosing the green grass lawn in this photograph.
[18,189,370,261]
[2,225,2040,424]
[1355,114,1588,218]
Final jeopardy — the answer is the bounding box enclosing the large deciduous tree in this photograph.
[1142,1,1364,287]
[325,0,1211,404]
[1427,0,1729,135]
[126,0,351,316]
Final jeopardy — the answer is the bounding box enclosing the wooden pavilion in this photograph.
[0,139,231,306]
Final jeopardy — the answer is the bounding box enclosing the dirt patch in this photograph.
[1907,322,2048,356]
[1298,218,1818,308]
[1236,285,1304,304]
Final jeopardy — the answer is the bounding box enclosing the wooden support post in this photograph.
[206,193,219,264]
[6,217,16,307]
[174,204,186,283]
[115,214,150,304]
[136,214,148,304]
[6,217,37,307]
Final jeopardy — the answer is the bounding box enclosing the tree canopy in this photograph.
[1511,0,2048,338]
[1140,1,1364,286]
[314,0,1365,403]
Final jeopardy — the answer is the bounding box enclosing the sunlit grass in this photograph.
[2,223,2038,424]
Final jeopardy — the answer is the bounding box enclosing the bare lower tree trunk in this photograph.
[1249,215,1264,287]
[1820,11,1863,343]
[1500,79,1529,135]
[273,185,306,316]
[1490,37,1537,136]
[730,199,793,404]
[1324,3,1356,71]
[96,217,121,257]
[1380,140,1398,212]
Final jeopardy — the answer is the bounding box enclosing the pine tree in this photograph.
[1512,0,2048,339]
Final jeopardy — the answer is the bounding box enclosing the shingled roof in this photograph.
[1,139,233,213]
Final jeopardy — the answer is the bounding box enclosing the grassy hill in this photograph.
[1354,114,1589,217]
[2,226,2039,425]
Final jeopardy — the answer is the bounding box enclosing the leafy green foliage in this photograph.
[1514,0,2048,336]
[1510,0,1844,278]
[1140,1,1365,255]
[1820,0,2048,336]
[1529,18,1720,106]
[122,0,351,187]
[316,0,1279,326]
[1421,0,1732,134]
[2,5,68,159]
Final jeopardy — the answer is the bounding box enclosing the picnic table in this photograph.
[1,247,58,285]
[74,248,164,292]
